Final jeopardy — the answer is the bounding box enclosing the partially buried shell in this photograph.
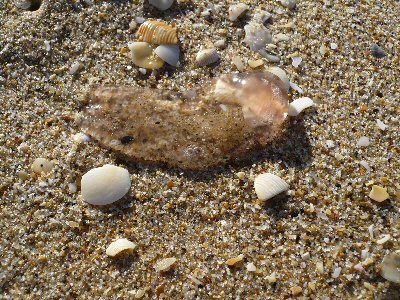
[136,20,178,44]
[254,173,289,201]
[79,72,288,169]
[196,48,219,67]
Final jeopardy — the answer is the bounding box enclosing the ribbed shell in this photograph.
[195,48,219,66]
[254,173,289,201]
[136,20,178,44]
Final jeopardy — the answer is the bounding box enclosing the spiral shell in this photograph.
[136,20,178,45]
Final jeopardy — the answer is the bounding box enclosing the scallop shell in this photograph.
[136,20,178,44]
[196,48,219,67]
[380,252,400,283]
[154,44,180,66]
[288,97,314,116]
[149,0,174,11]
[106,238,136,257]
[254,173,289,201]
[79,72,288,169]
[228,3,249,21]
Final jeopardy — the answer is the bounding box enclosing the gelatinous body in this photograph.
[79,72,288,169]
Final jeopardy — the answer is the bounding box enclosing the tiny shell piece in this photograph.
[254,173,289,201]
[155,257,177,271]
[291,56,302,68]
[246,262,257,272]
[232,55,245,71]
[376,119,388,130]
[128,42,165,69]
[106,238,136,257]
[357,136,370,147]
[369,185,389,202]
[154,44,180,66]
[228,3,249,21]
[279,0,297,9]
[149,0,174,11]
[380,253,400,283]
[248,59,264,69]
[196,48,219,66]
[225,254,244,266]
[136,20,177,44]
[81,164,131,205]
[376,234,391,244]
[288,97,314,116]
[32,158,54,174]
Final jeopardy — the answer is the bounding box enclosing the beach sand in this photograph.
[0,0,399,298]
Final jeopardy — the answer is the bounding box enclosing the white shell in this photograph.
[357,136,370,147]
[376,119,388,130]
[154,44,180,66]
[254,173,289,201]
[380,252,400,283]
[267,67,290,91]
[106,238,136,257]
[196,48,219,66]
[289,81,304,94]
[81,164,131,205]
[228,3,249,21]
[32,158,54,174]
[155,257,177,271]
[291,56,302,68]
[288,97,314,116]
[149,0,174,11]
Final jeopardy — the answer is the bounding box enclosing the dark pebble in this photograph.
[371,43,386,58]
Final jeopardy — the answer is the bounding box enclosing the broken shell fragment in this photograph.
[228,3,249,21]
[288,97,314,116]
[79,72,288,169]
[244,22,272,51]
[154,44,180,66]
[155,257,177,272]
[136,20,177,44]
[106,238,136,257]
[149,0,174,11]
[369,185,389,202]
[267,66,290,91]
[225,254,244,266]
[81,164,131,205]
[254,173,289,201]
[196,48,219,66]
[128,42,164,69]
[380,252,400,283]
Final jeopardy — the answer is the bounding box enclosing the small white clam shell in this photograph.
[288,97,314,116]
[106,238,136,257]
[81,164,131,205]
[154,257,177,272]
[154,44,180,66]
[228,3,249,21]
[267,67,290,91]
[254,173,289,201]
[196,48,219,67]
[380,252,400,283]
[149,0,174,11]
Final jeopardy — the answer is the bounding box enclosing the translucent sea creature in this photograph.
[79,72,288,169]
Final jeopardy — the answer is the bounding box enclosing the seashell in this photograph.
[380,252,400,283]
[136,20,177,44]
[13,0,41,11]
[232,55,245,71]
[154,44,180,66]
[288,97,314,116]
[248,59,264,69]
[195,48,219,67]
[81,164,131,205]
[369,185,389,202]
[267,67,290,91]
[356,136,370,147]
[244,22,272,51]
[32,157,54,174]
[254,173,289,201]
[155,257,177,272]
[292,56,302,68]
[228,3,249,21]
[106,238,136,257]
[149,0,174,11]
[128,42,165,69]
[79,72,288,169]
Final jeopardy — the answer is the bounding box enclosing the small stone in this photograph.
[326,140,335,148]
[266,272,277,283]
[106,238,136,257]
[236,171,245,180]
[330,42,338,50]
[246,262,257,272]
[214,39,226,49]
[32,158,54,174]
[68,183,77,193]
[18,171,29,181]
[369,185,389,202]
[332,267,342,278]
[81,164,131,205]
[376,119,388,130]
[278,0,297,9]
[316,261,324,274]
[69,61,82,75]
[363,282,375,291]
[290,286,302,296]
[155,257,177,272]
[225,254,244,266]
[135,289,146,299]
[73,132,91,143]
[371,43,386,58]
[248,59,264,69]
[232,55,245,71]
[292,56,302,68]
[357,136,370,147]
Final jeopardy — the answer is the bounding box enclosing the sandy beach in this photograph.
[0,0,399,299]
